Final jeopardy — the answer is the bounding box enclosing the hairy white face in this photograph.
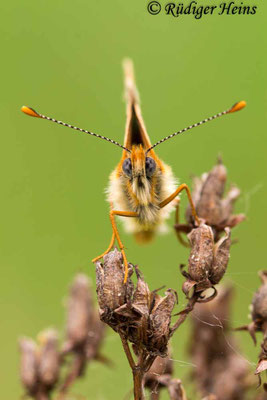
[132,174,151,206]
[122,148,157,206]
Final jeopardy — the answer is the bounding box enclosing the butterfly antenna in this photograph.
[146,100,246,153]
[21,106,131,153]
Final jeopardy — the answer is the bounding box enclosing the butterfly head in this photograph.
[120,145,159,204]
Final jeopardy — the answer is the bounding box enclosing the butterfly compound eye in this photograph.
[145,157,156,178]
[122,158,132,177]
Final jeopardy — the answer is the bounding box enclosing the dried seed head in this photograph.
[253,273,267,378]
[118,267,152,347]
[184,160,245,238]
[95,248,134,318]
[235,271,267,382]
[131,267,151,316]
[255,332,267,379]
[129,279,176,356]
[148,289,177,355]
[189,286,252,399]
[210,227,231,284]
[221,185,241,218]
[86,312,106,361]
[252,271,267,323]
[95,250,177,356]
[183,224,231,296]
[19,337,38,394]
[19,273,107,399]
[194,162,227,225]
[188,223,214,282]
[256,341,267,376]
[37,329,60,387]
[66,274,94,348]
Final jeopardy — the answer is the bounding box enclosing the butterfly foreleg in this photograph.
[159,183,200,226]
[92,209,138,283]
[174,199,190,247]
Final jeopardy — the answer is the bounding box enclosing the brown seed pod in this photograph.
[182,159,245,241]
[252,271,267,322]
[85,312,106,361]
[188,223,214,282]
[235,271,267,384]
[95,248,134,316]
[182,224,232,298]
[66,274,94,348]
[131,267,151,316]
[148,289,177,355]
[19,338,38,394]
[38,329,60,387]
[210,228,231,284]
[195,162,227,226]
[95,250,177,357]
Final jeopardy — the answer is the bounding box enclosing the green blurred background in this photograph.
[0,0,266,398]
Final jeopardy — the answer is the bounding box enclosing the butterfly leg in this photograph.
[92,210,138,283]
[160,183,200,225]
[92,232,116,263]
[174,200,190,247]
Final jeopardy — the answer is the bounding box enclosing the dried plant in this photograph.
[95,249,178,399]
[181,222,231,297]
[18,159,260,400]
[188,286,253,399]
[175,159,245,242]
[59,274,106,397]
[94,237,234,400]
[19,329,60,400]
[144,353,173,399]
[144,352,187,400]
[19,274,106,400]
[96,252,179,357]
[236,271,267,386]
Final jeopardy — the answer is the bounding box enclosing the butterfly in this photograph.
[21,59,246,282]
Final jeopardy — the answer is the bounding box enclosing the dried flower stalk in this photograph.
[19,159,248,400]
[236,271,267,384]
[95,249,180,399]
[95,239,234,400]
[175,159,245,242]
[181,222,231,297]
[19,274,106,400]
[59,274,106,397]
[189,286,253,400]
[96,250,177,358]
[19,329,60,400]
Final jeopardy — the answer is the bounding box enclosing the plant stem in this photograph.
[119,333,135,369]
[58,349,86,398]
[133,367,145,400]
[35,388,50,400]
[119,333,155,400]
[150,390,160,400]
